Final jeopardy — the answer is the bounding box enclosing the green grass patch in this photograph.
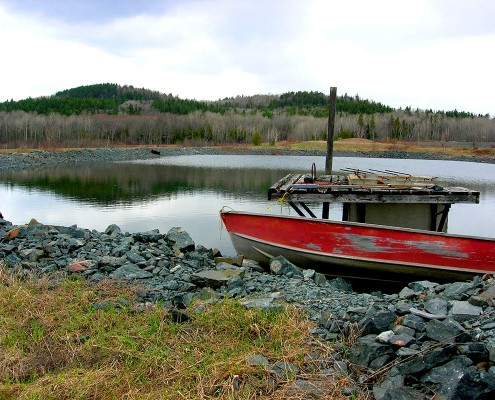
[0,269,370,399]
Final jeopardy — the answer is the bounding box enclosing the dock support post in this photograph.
[437,204,451,232]
[325,87,337,175]
[322,202,330,219]
[288,202,306,217]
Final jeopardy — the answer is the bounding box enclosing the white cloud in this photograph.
[0,0,494,114]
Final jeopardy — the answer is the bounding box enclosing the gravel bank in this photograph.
[1,146,494,171]
[2,147,495,398]
[1,218,495,399]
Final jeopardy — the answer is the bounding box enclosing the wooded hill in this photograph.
[0,83,398,116]
[0,83,493,147]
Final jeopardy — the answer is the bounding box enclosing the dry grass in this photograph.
[0,268,371,399]
[273,139,495,158]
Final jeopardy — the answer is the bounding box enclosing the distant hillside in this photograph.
[54,83,161,101]
[1,82,494,148]
[0,83,486,119]
[0,84,160,116]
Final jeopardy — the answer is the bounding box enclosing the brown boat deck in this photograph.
[268,173,480,232]
[268,173,480,204]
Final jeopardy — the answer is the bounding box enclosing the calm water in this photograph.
[1,155,494,256]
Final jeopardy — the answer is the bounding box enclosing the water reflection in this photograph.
[0,162,292,204]
[1,155,494,255]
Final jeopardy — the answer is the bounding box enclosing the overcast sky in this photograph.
[1,0,494,115]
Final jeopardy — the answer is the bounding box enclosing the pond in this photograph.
[1,155,494,256]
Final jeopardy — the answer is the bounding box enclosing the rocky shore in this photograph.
[2,146,495,398]
[1,217,495,399]
[1,145,495,171]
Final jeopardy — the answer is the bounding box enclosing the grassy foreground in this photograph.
[0,268,368,399]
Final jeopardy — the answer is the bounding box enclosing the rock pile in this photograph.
[346,279,495,399]
[1,217,495,398]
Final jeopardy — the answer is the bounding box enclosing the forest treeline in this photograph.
[0,83,493,147]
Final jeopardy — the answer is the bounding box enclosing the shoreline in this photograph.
[1,217,495,398]
[1,145,495,171]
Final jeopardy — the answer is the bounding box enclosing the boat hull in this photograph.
[220,210,495,282]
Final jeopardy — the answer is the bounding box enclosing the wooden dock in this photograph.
[268,172,480,232]
[268,173,480,204]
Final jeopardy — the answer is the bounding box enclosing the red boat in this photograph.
[220,210,495,282]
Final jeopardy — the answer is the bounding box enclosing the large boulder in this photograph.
[166,227,195,252]
[269,256,303,278]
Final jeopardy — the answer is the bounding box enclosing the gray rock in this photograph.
[361,310,396,334]
[190,268,243,289]
[424,297,448,315]
[390,332,416,348]
[409,307,447,320]
[470,284,495,307]
[380,386,428,400]
[393,325,416,337]
[240,296,285,311]
[453,368,495,399]
[420,355,473,397]
[425,318,472,343]
[110,264,154,279]
[125,251,147,265]
[442,282,475,300]
[313,272,327,286]
[290,380,324,397]
[98,255,125,271]
[334,360,348,374]
[395,301,413,315]
[66,238,85,250]
[349,334,394,367]
[269,256,303,278]
[458,343,490,364]
[166,227,195,252]
[376,330,395,344]
[402,314,426,332]
[133,230,163,243]
[396,347,421,357]
[370,353,395,370]
[398,287,416,299]
[269,361,299,378]
[215,262,246,277]
[59,225,88,239]
[303,268,316,280]
[19,248,44,262]
[372,368,406,400]
[162,280,179,290]
[112,244,129,257]
[5,215,495,399]
[408,280,438,292]
[376,330,414,347]
[397,345,457,375]
[195,287,222,301]
[246,354,269,366]
[327,277,353,292]
[227,276,245,292]
[105,224,121,236]
[450,300,482,321]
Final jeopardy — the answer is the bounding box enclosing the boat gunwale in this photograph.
[220,209,495,243]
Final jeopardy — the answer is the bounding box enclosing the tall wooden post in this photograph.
[325,86,337,174]
[323,87,337,219]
